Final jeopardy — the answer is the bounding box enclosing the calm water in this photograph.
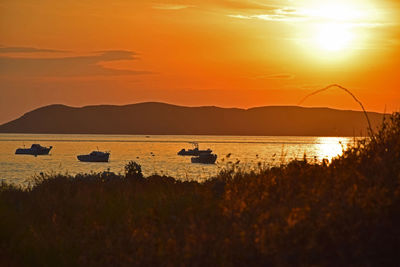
[0,134,354,186]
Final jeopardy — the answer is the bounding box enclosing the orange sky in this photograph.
[0,0,399,123]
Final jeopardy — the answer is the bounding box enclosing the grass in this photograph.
[1,113,400,266]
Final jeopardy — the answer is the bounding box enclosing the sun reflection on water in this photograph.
[314,137,350,161]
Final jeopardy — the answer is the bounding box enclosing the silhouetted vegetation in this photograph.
[1,113,400,266]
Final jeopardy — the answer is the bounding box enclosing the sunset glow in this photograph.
[0,0,399,123]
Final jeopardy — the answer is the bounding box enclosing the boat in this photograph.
[191,153,217,164]
[77,151,110,162]
[178,142,212,156]
[15,144,52,156]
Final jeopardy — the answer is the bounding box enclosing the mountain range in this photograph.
[0,102,384,136]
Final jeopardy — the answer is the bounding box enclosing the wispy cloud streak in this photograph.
[152,4,194,10]
[0,50,150,77]
[0,46,66,53]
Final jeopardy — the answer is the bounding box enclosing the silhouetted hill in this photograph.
[0,102,384,136]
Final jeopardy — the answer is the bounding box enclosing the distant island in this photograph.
[0,102,384,136]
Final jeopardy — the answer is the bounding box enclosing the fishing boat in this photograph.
[15,144,52,156]
[178,142,212,156]
[191,153,217,164]
[77,151,110,162]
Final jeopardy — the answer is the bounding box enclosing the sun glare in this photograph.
[299,0,375,56]
[314,23,354,51]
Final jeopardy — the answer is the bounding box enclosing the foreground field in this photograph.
[1,114,399,266]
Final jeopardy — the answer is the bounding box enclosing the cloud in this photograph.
[0,46,65,53]
[152,4,194,10]
[0,50,151,77]
[94,50,139,60]
[228,14,252,19]
[150,0,398,28]
[152,0,277,12]
[226,2,391,26]
[216,0,276,11]
[228,6,309,22]
[229,12,307,22]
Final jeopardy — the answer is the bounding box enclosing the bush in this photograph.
[124,160,144,180]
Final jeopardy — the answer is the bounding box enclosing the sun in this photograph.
[299,0,374,55]
[314,23,354,51]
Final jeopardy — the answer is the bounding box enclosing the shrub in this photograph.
[124,160,144,181]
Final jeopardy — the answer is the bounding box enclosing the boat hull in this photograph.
[178,149,212,156]
[15,147,52,155]
[77,154,110,162]
[191,154,217,164]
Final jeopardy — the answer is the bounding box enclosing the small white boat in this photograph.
[15,144,52,156]
[77,151,110,162]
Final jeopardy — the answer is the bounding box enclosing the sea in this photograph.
[0,134,356,187]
